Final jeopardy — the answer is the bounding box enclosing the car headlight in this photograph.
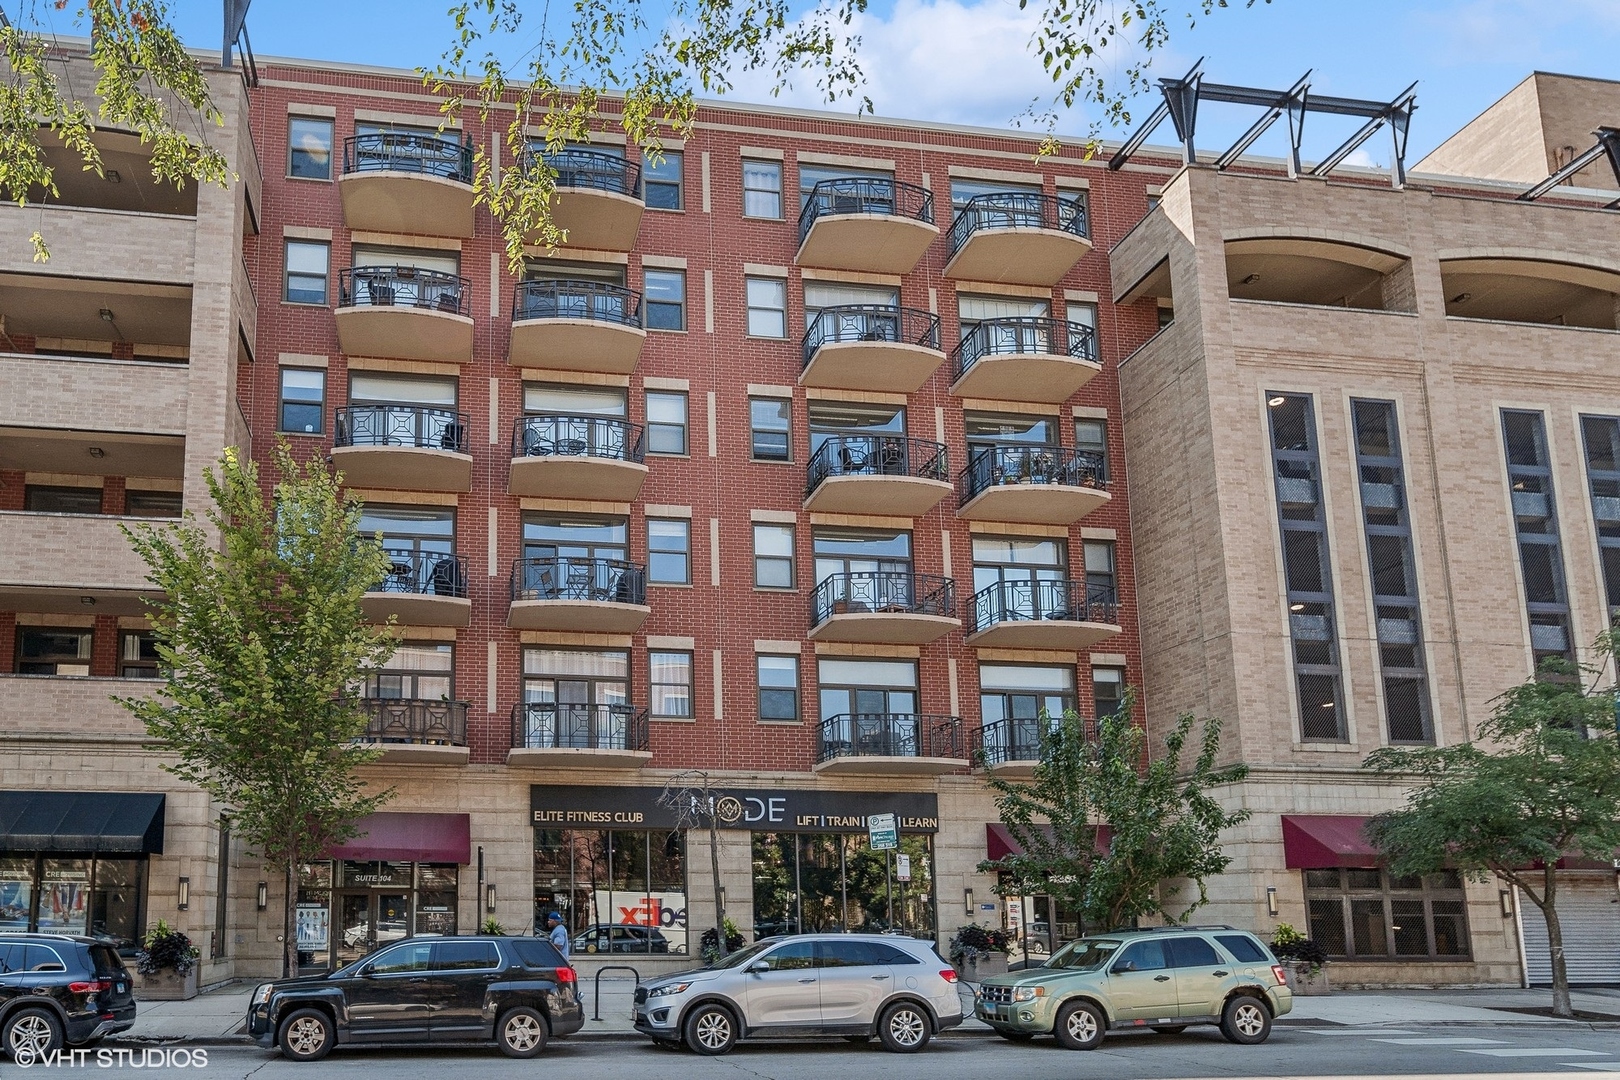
[1011,987,1045,1003]
[647,982,691,998]
[252,984,273,1006]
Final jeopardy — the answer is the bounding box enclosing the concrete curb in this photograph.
[104,1027,1004,1049]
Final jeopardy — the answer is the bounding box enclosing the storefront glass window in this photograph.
[0,858,34,931]
[533,829,687,955]
[295,860,459,971]
[39,859,91,935]
[88,859,143,944]
[751,832,934,938]
[1303,867,1470,960]
[416,864,459,936]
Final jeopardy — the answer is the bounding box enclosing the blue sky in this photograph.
[165,0,1620,165]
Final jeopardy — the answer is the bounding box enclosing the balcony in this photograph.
[796,178,938,275]
[509,280,646,373]
[0,511,159,615]
[335,267,474,364]
[950,317,1100,402]
[964,579,1120,649]
[507,702,652,768]
[945,192,1090,286]
[808,571,958,644]
[958,445,1109,524]
[355,699,470,765]
[0,673,152,740]
[800,306,944,394]
[332,406,472,493]
[814,714,968,776]
[509,415,648,500]
[803,435,952,516]
[975,716,1056,778]
[361,550,471,627]
[529,149,644,251]
[339,133,475,238]
[508,556,650,632]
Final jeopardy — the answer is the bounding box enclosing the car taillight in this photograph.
[69,980,112,994]
[1272,965,1289,986]
[555,966,577,984]
[939,969,958,984]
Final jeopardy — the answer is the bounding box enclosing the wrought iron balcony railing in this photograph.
[357,698,470,747]
[802,305,941,369]
[961,444,1106,501]
[968,579,1119,635]
[798,177,934,245]
[510,556,647,606]
[512,414,646,463]
[525,148,642,197]
[339,266,469,317]
[951,316,1097,382]
[945,191,1089,255]
[974,715,1065,768]
[336,405,468,454]
[513,279,643,327]
[370,549,469,599]
[805,435,948,498]
[511,701,650,752]
[811,571,955,626]
[817,713,964,764]
[343,133,474,184]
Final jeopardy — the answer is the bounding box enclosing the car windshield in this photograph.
[1045,938,1121,970]
[706,940,777,970]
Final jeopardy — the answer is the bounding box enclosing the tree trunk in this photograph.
[709,817,727,960]
[283,862,298,979]
[1543,864,1573,1019]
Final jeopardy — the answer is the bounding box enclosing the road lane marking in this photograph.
[1374,1037,1505,1046]
[1301,1028,1422,1036]
[1458,1049,1611,1057]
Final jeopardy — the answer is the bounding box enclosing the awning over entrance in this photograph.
[0,791,166,854]
[1281,814,1379,868]
[985,822,1111,861]
[327,812,471,864]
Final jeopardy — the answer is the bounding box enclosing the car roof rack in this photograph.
[0,931,82,941]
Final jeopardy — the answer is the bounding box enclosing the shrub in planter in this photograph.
[948,922,1012,966]
[135,920,200,977]
[480,917,507,936]
[1269,922,1327,974]
[700,918,746,965]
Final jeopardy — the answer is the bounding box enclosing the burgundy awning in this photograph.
[327,812,471,864]
[1281,815,1379,869]
[985,822,1110,861]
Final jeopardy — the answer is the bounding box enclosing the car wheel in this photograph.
[877,1002,931,1053]
[1152,1025,1188,1035]
[1053,1000,1106,1051]
[1220,996,1271,1045]
[4,1008,64,1064]
[277,1007,336,1062]
[683,1003,737,1055]
[995,1028,1036,1042]
[497,1007,549,1058]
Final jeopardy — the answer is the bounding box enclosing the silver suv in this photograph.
[633,934,964,1054]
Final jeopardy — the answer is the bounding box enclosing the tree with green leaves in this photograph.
[658,770,731,962]
[1366,650,1620,1020]
[979,700,1249,932]
[118,443,397,978]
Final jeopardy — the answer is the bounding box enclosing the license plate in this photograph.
[115,984,125,993]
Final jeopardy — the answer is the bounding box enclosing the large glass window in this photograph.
[1580,415,1620,621]
[646,391,689,455]
[524,382,627,418]
[817,658,917,721]
[25,486,101,514]
[125,491,183,518]
[746,277,787,338]
[813,527,912,610]
[753,523,795,589]
[957,293,1050,341]
[120,631,160,679]
[757,654,800,722]
[359,506,454,559]
[520,515,633,605]
[972,535,1066,620]
[1304,868,1470,960]
[520,648,631,749]
[979,664,1075,725]
[1503,410,1573,666]
[647,519,691,585]
[750,397,792,461]
[279,368,325,434]
[15,627,91,676]
[522,514,627,563]
[743,159,783,219]
[534,829,686,954]
[803,281,899,328]
[0,856,146,951]
[798,163,890,210]
[751,832,933,937]
[288,116,334,180]
[363,642,453,700]
[284,240,330,305]
[650,651,694,719]
[643,150,683,210]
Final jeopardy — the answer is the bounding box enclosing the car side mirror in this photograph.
[747,961,771,975]
[359,965,376,978]
[1111,961,1136,974]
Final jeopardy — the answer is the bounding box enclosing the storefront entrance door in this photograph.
[336,891,412,966]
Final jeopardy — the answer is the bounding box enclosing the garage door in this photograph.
[1519,875,1620,985]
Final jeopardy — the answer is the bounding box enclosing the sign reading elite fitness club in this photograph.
[529,785,939,833]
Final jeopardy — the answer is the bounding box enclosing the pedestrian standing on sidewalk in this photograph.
[546,911,570,958]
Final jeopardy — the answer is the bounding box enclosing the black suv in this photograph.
[0,934,137,1062]
[248,935,583,1061]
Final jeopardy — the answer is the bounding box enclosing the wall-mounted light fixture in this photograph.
[1500,889,1515,918]
[256,882,268,911]
[177,877,190,911]
[486,884,498,913]
[964,888,974,915]
[1265,886,1279,918]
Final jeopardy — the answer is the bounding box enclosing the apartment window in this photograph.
[283,240,329,305]
[743,159,783,219]
[646,392,688,455]
[364,642,453,700]
[1269,393,1346,741]
[1068,301,1098,330]
[16,627,92,677]
[279,368,325,434]
[757,654,799,722]
[644,270,686,330]
[1093,666,1124,718]
[1502,410,1574,666]
[753,524,796,589]
[288,116,334,180]
[1157,304,1174,330]
[520,648,630,748]
[1075,418,1108,481]
[1579,415,1620,619]
[746,277,787,338]
[1083,541,1116,600]
[650,651,694,719]
[126,491,183,518]
[817,658,917,723]
[804,281,899,328]
[643,150,683,210]
[120,631,160,679]
[1304,869,1469,960]
[647,519,691,585]
[799,163,889,210]
[980,664,1075,724]
[813,528,911,594]
[25,486,101,514]
[750,397,792,461]
[1353,400,1433,744]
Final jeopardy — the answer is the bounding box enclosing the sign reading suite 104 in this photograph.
[529,785,939,833]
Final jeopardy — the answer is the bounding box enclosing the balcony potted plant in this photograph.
[134,920,201,1001]
[1270,922,1329,995]
[949,922,1012,982]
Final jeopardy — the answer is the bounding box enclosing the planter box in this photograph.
[136,967,199,1001]
[1289,963,1330,996]
[956,953,1009,981]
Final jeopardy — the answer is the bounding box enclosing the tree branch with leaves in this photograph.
[658,770,733,963]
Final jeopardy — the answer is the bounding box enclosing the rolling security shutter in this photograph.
[1519,874,1620,985]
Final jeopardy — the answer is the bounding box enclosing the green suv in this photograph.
[975,926,1291,1050]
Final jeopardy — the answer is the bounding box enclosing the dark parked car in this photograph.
[0,933,136,1061]
[248,935,583,1062]
[572,924,671,955]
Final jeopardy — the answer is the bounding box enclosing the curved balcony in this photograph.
[509,414,648,500]
[356,698,470,765]
[964,579,1119,649]
[361,549,471,627]
[975,716,1058,777]
[958,445,1108,524]
[800,305,944,394]
[332,405,471,492]
[944,192,1091,286]
[509,280,646,373]
[339,133,475,237]
[804,435,951,516]
[815,714,968,776]
[950,317,1100,402]
[527,149,644,251]
[508,556,649,633]
[507,702,652,768]
[335,267,474,364]
[809,571,958,644]
[796,178,938,274]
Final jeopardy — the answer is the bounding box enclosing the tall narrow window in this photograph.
[1579,415,1620,623]
[279,368,325,434]
[288,117,334,180]
[1503,410,1574,666]
[646,391,689,455]
[650,652,694,718]
[283,240,330,304]
[757,654,800,723]
[746,277,788,338]
[750,397,792,461]
[754,524,795,588]
[1268,393,1346,741]
[647,519,691,585]
[743,160,783,219]
[644,270,686,330]
[1074,418,1108,481]
[643,150,684,210]
[1353,400,1433,744]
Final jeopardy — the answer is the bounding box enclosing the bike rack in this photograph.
[592,964,642,1022]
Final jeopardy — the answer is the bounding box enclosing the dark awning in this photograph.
[986,822,1110,862]
[0,791,166,854]
[1281,815,1379,868]
[327,812,470,864]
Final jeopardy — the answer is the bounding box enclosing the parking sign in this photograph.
[867,812,899,850]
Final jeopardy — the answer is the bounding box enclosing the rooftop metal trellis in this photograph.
[1518,127,1620,209]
